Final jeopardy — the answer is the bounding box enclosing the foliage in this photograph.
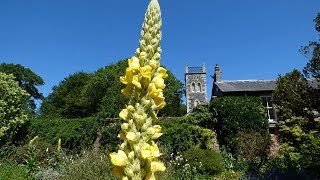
[61,151,116,180]
[210,96,268,153]
[0,72,30,144]
[272,70,314,120]
[27,117,99,153]
[272,69,320,177]
[155,118,215,154]
[185,104,216,129]
[183,147,225,176]
[158,71,185,117]
[0,63,44,111]
[40,60,184,119]
[236,131,271,175]
[40,72,91,118]
[99,120,122,152]
[301,13,320,81]
[0,163,32,180]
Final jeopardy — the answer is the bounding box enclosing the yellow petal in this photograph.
[126,132,136,142]
[128,57,140,70]
[157,67,168,78]
[152,76,165,89]
[141,144,152,159]
[153,125,161,133]
[120,68,134,85]
[119,109,129,121]
[140,65,152,79]
[110,150,129,166]
[149,60,158,69]
[121,85,133,97]
[132,75,142,89]
[151,161,166,172]
[140,144,161,159]
[146,127,156,136]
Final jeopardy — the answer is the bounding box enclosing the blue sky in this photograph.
[0,0,319,102]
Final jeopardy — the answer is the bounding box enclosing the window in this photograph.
[191,83,196,92]
[197,83,201,92]
[261,96,277,123]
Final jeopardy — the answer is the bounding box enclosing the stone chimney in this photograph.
[214,64,222,82]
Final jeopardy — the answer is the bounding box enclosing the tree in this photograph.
[40,59,184,118]
[210,96,269,154]
[40,72,91,118]
[272,69,314,120]
[301,13,320,81]
[0,63,44,111]
[272,69,320,176]
[0,72,30,143]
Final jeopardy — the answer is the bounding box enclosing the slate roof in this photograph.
[215,79,320,92]
[215,80,276,92]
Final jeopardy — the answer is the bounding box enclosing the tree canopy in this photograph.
[272,69,320,176]
[40,59,185,118]
[0,72,30,143]
[0,63,44,110]
[301,13,320,81]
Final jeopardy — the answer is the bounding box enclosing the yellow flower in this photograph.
[153,96,166,109]
[132,75,142,89]
[140,65,152,79]
[119,109,129,121]
[110,150,129,166]
[149,60,158,69]
[112,166,124,177]
[147,83,162,98]
[153,125,161,133]
[145,172,156,180]
[140,144,160,159]
[121,85,133,97]
[152,76,165,89]
[126,132,136,142]
[120,68,134,85]
[128,56,140,70]
[121,123,129,131]
[157,67,168,78]
[150,161,166,172]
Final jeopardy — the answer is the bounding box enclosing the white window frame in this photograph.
[261,96,277,124]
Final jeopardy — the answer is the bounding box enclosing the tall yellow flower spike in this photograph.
[110,0,166,179]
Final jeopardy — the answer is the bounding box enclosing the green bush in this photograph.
[0,163,32,180]
[183,147,225,176]
[27,117,99,153]
[100,119,121,152]
[185,104,216,129]
[155,117,215,154]
[61,151,116,180]
[236,131,271,174]
[210,96,268,153]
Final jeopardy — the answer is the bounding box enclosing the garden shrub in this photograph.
[155,117,215,154]
[185,104,216,129]
[27,117,99,153]
[61,151,116,180]
[183,147,225,176]
[99,119,121,152]
[210,96,268,154]
[0,163,32,180]
[236,131,271,175]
